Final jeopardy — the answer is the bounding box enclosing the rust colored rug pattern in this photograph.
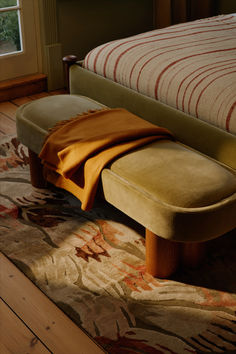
[0,136,236,354]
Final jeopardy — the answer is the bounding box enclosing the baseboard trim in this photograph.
[0,74,47,102]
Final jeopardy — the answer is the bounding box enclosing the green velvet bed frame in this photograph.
[65,58,236,170]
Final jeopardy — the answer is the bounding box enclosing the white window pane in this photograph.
[0,9,21,55]
[0,1,17,9]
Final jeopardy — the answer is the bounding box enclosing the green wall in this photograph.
[217,0,236,14]
[57,0,153,60]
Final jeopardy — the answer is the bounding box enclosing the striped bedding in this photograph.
[83,14,236,135]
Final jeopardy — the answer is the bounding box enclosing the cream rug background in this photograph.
[1,136,236,354]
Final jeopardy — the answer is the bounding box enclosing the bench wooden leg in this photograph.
[28,149,47,188]
[145,229,207,278]
[181,242,206,268]
[145,229,180,278]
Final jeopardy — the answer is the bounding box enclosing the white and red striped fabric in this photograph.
[83,15,236,134]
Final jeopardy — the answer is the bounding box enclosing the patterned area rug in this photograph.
[1,136,236,354]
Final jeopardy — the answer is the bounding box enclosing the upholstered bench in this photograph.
[16,94,236,278]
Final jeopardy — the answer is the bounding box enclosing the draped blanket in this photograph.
[39,108,173,210]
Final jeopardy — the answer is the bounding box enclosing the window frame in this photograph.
[0,0,41,81]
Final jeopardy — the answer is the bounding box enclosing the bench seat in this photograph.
[16,94,236,277]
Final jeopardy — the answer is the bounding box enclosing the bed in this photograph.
[67,14,236,169]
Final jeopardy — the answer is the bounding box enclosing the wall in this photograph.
[217,0,236,14]
[57,0,154,60]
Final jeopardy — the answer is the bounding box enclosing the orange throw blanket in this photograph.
[39,108,174,211]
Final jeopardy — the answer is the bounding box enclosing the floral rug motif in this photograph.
[0,136,236,354]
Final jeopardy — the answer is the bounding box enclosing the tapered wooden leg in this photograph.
[145,229,180,278]
[181,242,206,268]
[28,149,47,188]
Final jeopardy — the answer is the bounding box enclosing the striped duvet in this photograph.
[84,15,236,135]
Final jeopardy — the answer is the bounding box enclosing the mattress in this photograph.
[83,14,236,135]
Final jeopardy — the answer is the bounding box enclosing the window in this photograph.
[0,0,40,81]
[0,0,22,56]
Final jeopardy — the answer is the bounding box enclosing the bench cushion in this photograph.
[101,141,236,242]
[16,95,105,154]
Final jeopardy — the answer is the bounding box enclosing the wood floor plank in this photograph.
[28,92,50,100]
[0,253,105,354]
[49,89,67,95]
[11,96,33,106]
[0,102,18,120]
[0,299,50,354]
[0,113,16,135]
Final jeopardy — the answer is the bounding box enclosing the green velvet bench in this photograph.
[16,94,236,278]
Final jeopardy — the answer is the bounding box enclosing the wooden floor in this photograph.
[0,92,105,354]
